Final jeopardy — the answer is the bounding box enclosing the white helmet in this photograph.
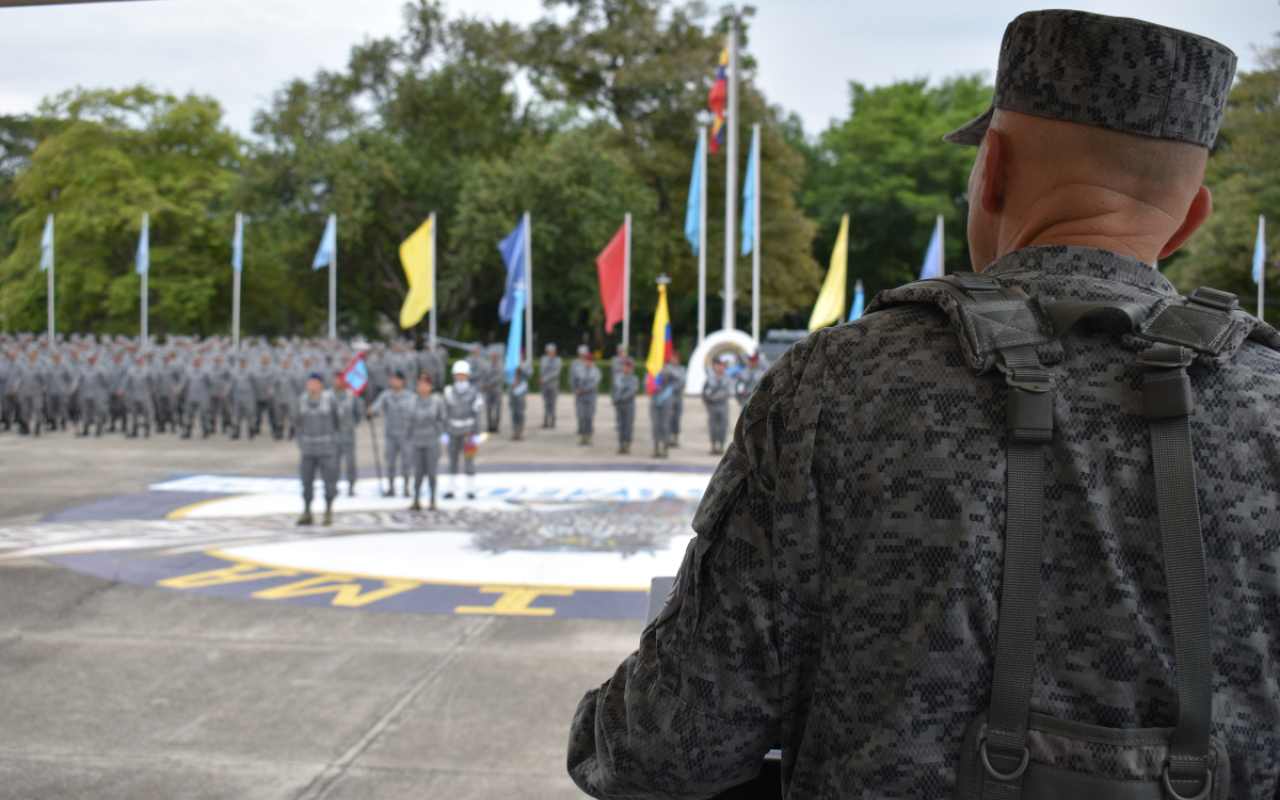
[451,360,472,376]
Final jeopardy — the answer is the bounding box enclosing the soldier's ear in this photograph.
[978,129,1006,215]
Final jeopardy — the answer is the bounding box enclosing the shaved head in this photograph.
[967,109,1213,270]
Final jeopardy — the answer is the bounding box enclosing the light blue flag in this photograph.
[38,214,53,272]
[232,214,244,272]
[848,279,865,322]
[505,288,525,383]
[498,217,528,323]
[684,136,705,255]
[135,213,149,276]
[312,214,336,270]
[1254,215,1267,285]
[918,223,942,280]
[741,133,759,256]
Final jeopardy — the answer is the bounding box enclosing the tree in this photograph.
[798,76,992,310]
[1164,36,1280,322]
[0,88,242,336]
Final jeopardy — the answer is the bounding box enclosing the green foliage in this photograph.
[1165,36,1280,321]
[798,75,992,306]
[0,88,242,335]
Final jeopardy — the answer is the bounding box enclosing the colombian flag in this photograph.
[708,45,728,154]
[645,284,673,394]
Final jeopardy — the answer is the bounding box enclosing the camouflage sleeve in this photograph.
[567,335,826,800]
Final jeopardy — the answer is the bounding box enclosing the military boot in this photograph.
[297,509,314,526]
[409,496,421,511]
[429,486,437,511]
[669,435,679,448]
[660,442,669,459]
[512,425,523,440]
[652,443,662,458]
[323,503,333,526]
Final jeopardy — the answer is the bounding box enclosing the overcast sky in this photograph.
[0,0,1275,138]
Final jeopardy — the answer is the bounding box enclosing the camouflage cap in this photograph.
[944,10,1237,148]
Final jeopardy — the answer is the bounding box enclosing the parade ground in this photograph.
[0,395,724,800]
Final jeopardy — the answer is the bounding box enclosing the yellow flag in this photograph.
[399,217,434,329]
[808,214,848,331]
[645,285,671,393]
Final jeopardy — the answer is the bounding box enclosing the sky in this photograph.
[0,0,1275,138]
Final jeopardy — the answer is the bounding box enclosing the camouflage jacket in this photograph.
[568,245,1280,799]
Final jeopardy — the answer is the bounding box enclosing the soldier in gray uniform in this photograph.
[664,350,686,447]
[610,357,638,454]
[271,358,300,439]
[508,350,533,440]
[701,356,733,454]
[153,353,181,433]
[647,358,676,459]
[366,371,413,497]
[14,351,45,435]
[443,360,484,500]
[483,347,504,433]
[569,13,1280,799]
[569,346,601,445]
[181,357,216,438]
[418,343,446,393]
[406,373,446,510]
[75,352,111,436]
[296,373,340,526]
[228,357,257,439]
[332,373,364,496]
[539,343,561,428]
[46,351,72,431]
[734,353,766,408]
[252,354,274,437]
[119,356,154,437]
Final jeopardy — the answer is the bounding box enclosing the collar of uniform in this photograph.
[982,245,1176,296]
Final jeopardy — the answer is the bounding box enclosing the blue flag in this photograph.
[340,354,369,395]
[684,135,705,255]
[498,216,528,323]
[312,214,336,270]
[1254,215,1267,285]
[505,288,525,383]
[848,279,865,322]
[918,222,942,280]
[39,214,53,272]
[741,132,758,256]
[135,213,149,275]
[232,214,244,272]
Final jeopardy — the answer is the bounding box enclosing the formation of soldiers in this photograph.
[0,331,770,464]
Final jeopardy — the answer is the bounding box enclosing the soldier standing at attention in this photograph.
[648,357,676,459]
[484,347,504,433]
[734,352,766,409]
[539,343,562,428]
[46,351,72,431]
[271,358,299,440]
[406,373,446,510]
[229,357,257,440]
[610,343,629,387]
[443,360,484,500]
[16,350,45,436]
[252,354,274,437]
[296,373,340,526]
[664,350,686,447]
[568,12,1280,799]
[75,352,110,437]
[569,346,602,446]
[610,357,638,455]
[332,373,364,496]
[182,356,215,439]
[120,355,154,438]
[366,371,414,497]
[508,349,534,440]
[701,355,733,454]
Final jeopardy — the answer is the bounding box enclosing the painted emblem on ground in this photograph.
[4,469,707,619]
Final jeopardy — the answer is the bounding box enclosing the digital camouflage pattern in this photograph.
[568,245,1280,799]
[944,10,1237,148]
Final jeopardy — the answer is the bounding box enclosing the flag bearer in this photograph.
[443,360,484,499]
[484,347,504,432]
[407,373,446,510]
[665,350,686,447]
[333,373,364,496]
[296,373,340,526]
[539,343,562,428]
[366,370,414,497]
[702,355,733,454]
[509,349,534,440]
[570,346,602,445]
[611,358,638,454]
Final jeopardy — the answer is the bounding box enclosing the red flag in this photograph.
[595,221,628,333]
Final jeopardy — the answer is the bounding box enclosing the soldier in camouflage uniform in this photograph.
[610,357,638,455]
[570,345,601,445]
[296,373,340,526]
[569,12,1280,800]
[539,343,561,428]
[406,373,446,510]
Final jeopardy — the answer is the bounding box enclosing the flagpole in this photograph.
[1259,215,1266,320]
[523,211,533,356]
[46,214,54,345]
[751,123,762,345]
[328,212,336,340]
[232,212,242,350]
[937,214,945,277]
[697,126,708,346]
[723,12,740,332]
[140,212,148,343]
[623,212,632,350]
[429,210,437,349]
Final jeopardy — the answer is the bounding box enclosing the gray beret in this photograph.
[945,10,1237,149]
